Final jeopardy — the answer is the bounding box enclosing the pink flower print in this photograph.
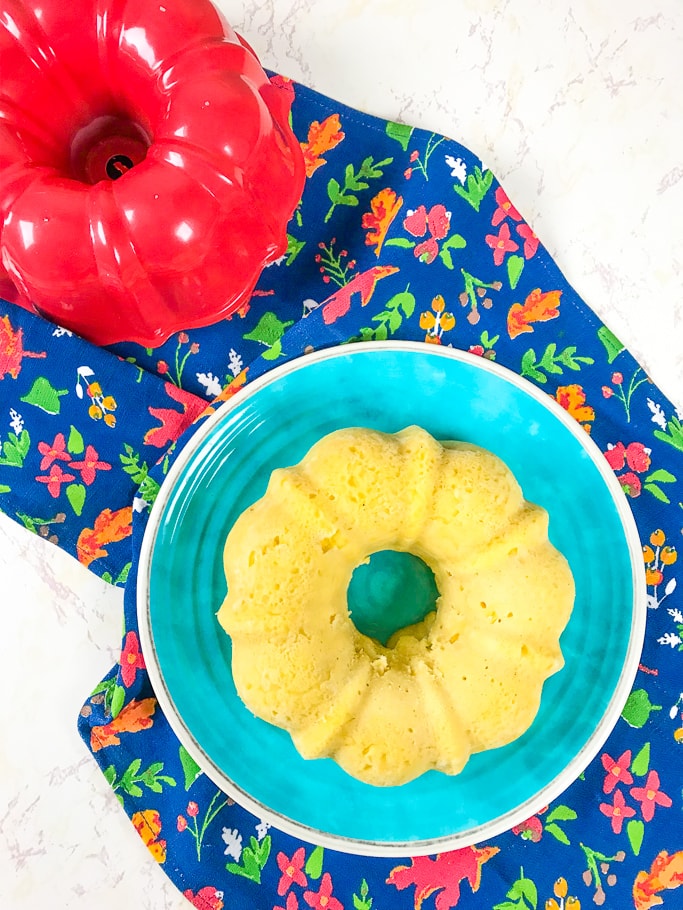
[516,223,539,259]
[619,471,642,498]
[120,631,146,687]
[512,814,543,841]
[183,886,224,910]
[275,894,299,910]
[277,847,307,896]
[624,441,651,473]
[427,204,450,240]
[403,205,429,238]
[599,788,636,834]
[304,873,343,910]
[604,441,627,470]
[403,204,452,264]
[37,433,71,471]
[36,463,76,498]
[601,750,633,794]
[630,771,673,822]
[485,221,519,265]
[68,444,112,485]
[491,186,522,226]
[414,236,440,264]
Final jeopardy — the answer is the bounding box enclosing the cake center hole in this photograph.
[70,115,151,184]
[347,550,439,646]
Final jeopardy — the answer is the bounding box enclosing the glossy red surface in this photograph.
[0,0,305,345]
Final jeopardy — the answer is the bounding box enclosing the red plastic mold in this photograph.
[0,0,305,346]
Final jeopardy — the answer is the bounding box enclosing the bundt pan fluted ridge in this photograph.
[0,0,305,345]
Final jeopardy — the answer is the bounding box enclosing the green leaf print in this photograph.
[627,819,645,856]
[544,803,577,843]
[597,324,624,363]
[654,415,683,453]
[493,866,537,910]
[453,166,493,211]
[507,254,525,289]
[438,233,467,269]
[353,878,373,910]
[107,758,176,799]
[0,484,9,494]
[643,466,676,504]
[0,429,30,467]
[244,312,293,358]
[101,562,132,587]
[66,483,86,516]
[15,509,66,536]
[305,844,324,879]
[120,444,160,506]
[353,288,415,342]
[110,683,126,719]
[324,156,393,223]
[621,689,662,728]
[385,120,414,151]
[226,834,271,883]
[630,742,650,776]
[285,233,305,265]
[67,425,84,455]
[20,377,68,414]
[179,744,203,790]
[520,344,594,384]
[544,823,570,845]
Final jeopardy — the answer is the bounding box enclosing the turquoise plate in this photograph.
[138,342,645,856]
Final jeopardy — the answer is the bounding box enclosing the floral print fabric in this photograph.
[1,77,681,909]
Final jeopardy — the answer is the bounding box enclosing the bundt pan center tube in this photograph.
[0,0,305,346]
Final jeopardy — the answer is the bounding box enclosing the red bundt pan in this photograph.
[0,0,305,346]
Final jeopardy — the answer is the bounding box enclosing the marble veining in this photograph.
[1,1,681,907]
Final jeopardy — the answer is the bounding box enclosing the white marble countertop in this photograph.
[1,1,681,907]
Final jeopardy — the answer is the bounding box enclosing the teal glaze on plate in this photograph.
[140,342,645,855]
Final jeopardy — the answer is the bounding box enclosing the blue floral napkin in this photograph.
[1,77,681,910]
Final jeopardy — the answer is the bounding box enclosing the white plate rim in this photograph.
[137,340,647,857]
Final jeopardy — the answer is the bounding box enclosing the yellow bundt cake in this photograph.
[217,426,575,787]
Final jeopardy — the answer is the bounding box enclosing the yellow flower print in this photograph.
[545,877,581,909]
[76,367,117,427]
[554,384,595,433]
[419,294,455,345]
[131,809,166,863]
[643,528,677,609]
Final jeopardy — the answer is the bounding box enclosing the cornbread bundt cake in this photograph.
[217,426,575,787]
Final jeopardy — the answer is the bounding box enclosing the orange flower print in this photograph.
[554,384,595,432]
[362,187,403,256]
[0,314,46,380]
[507,288,562,338]
[76,506,133,567]
[132,809,166,863]
[90,697,157,751]
[120,631,145,687]
[633,850,683,910]
[300,114,345,177]
[419,295,455,345]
